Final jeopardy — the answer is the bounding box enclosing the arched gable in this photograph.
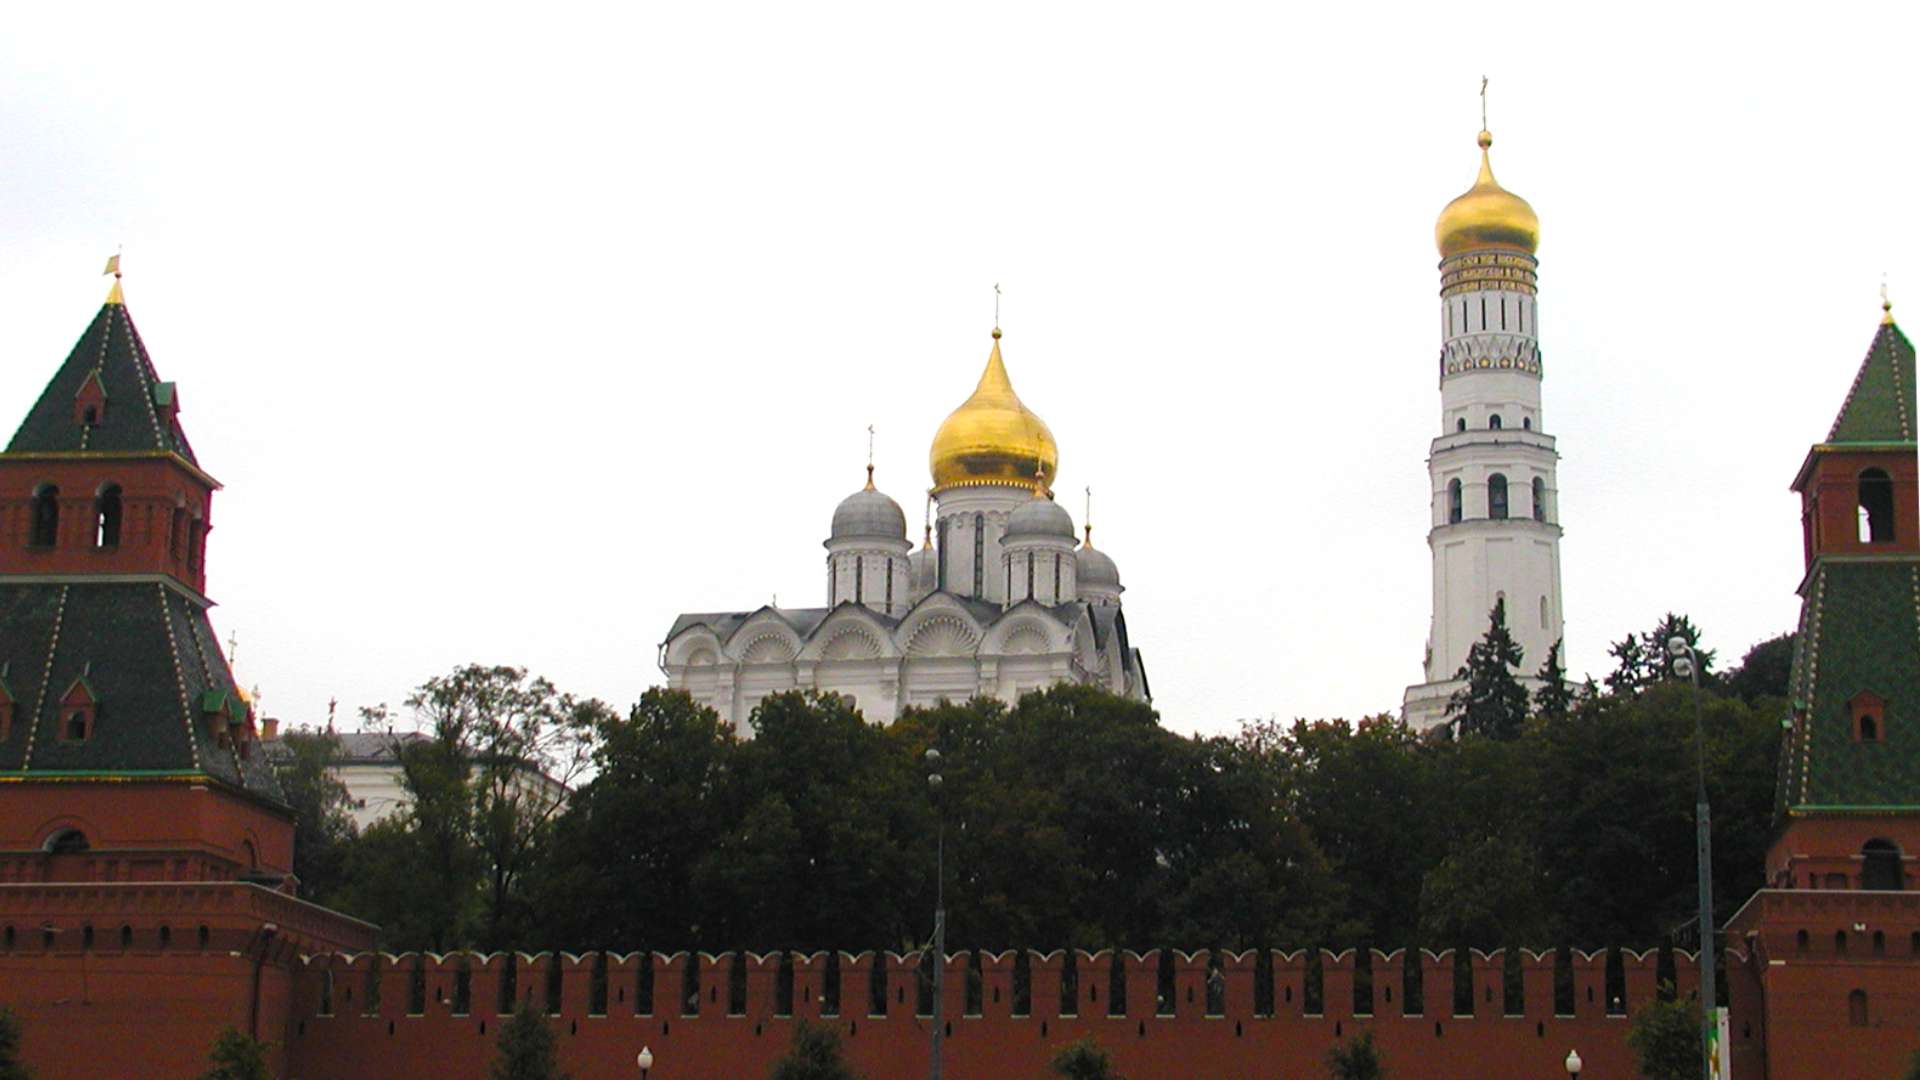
[799,606,899,662]
[979,604,1072,657]
[663,625,725,668]
[895,595,986,659]
[724,610,803,665]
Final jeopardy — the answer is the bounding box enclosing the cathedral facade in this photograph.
[1404,126,1566,729]
[660,328,1146,729]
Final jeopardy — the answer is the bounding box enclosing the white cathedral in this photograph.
[1403,126,1566,729]
[660,328,1148,729]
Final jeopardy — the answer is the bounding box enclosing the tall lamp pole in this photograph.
[1669,636,1716,1080]
[926,747,945,1080]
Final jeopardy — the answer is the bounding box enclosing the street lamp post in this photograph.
[637,1046,653,1078]
[1669,636,1716,1080]
[926,747,945,1080]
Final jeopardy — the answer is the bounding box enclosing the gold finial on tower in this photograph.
[103,251,124,306]
[1884,278,1896,326]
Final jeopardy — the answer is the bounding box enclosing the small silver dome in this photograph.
[1006,496,1075,540]
[1076,544,1122,589]
[831,484,907,541]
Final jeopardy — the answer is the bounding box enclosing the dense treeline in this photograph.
[279,617,1791,960]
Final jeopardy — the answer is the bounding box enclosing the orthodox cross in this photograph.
[993,282,1002,328]
[1480,76,1489,129]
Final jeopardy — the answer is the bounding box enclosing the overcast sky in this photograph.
[3,4,1915,737]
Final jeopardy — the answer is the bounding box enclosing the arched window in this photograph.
[1862,839,1905,891]
[29,485,59,547]
[1026,551,1035,600]
[188,518,206,571]
[1489,414,1503,430]
[1456,418,1467,433]
[1489,474,1509,520]
[1532,477,1547,522]
[1540,596,1549,630]
[1835,930,1849,955]
[1850,691,1886,743]
[1449,480,1463,524]
[829,560,837,602]
[1848,989,1868,1027]
[1522,417,1532,430]
[854,555,863,604]
[43,828,89,854]
[94,485,123,548]
[1859,468,1895,543]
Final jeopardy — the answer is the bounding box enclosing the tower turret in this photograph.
[1001,490,1078,607]
[825,466,912,617]
[1405,122,1566,730]
[0,275,292,889]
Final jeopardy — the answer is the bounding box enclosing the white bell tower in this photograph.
[1403,123,1565,730]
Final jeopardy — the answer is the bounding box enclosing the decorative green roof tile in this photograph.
[4,301,198,463]
[0,581,284,805]
[1778,561,1920,815]
[1828,322,1915,444]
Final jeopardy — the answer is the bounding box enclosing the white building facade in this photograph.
[661,328,1147,730]
[1404,128,1566,730]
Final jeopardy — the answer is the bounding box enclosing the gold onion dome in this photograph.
[929,328,1059,494]
[1434,130,1539,258]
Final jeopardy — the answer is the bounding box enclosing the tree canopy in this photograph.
[316,616,1785,958]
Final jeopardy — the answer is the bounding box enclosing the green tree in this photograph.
[270,727,357,905]
[1325,1030,1386,1079]
[1448,600,1529,740]
[342,665,604,950]
[1417,833,1546,946]
[537,688,741,948]
[1725,632,1794,703]
[1049,1037,1123,1080]
[1609,613,1717,696]
[402,665,604,948]
[0,1007,30,1080]
[1532,639,1573,720]
[1275,716,1438,946]
[490,1001,569,1080]
[1625,989,1700,1080]
[1902,1048,1920,1080]
[197,1028,272,1080]
[768,1020,861,1080]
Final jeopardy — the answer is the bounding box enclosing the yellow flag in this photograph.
[103,254,120,276]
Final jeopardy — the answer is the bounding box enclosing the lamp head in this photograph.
[1667,636,1690,658]
[637,1047,654,1069]
[1565,1049,1582,1075]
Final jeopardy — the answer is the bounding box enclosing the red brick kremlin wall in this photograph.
[277,946,1766,1079]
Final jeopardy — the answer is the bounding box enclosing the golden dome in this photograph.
[1435,130,1539,258]
[929,328,1058,494]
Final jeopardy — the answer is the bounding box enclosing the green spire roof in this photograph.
[5,299,198,463]
[1827,321,1915,445]
[1779,560,1920,815]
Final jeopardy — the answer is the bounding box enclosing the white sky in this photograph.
[3,4,1916,738]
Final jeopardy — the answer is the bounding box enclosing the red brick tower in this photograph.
[0,274,372,1078]
[1728,299,1920,1079]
